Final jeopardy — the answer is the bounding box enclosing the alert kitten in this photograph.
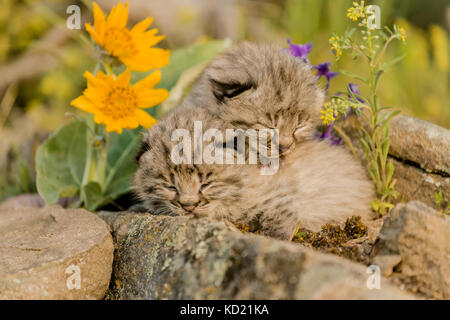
[185,42,325,157]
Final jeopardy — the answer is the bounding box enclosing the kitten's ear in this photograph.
[135,137,151,163]
[209,78,253,102]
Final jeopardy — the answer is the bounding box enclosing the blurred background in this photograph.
[0,0,449,202]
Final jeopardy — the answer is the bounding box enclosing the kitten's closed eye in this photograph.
[200,182,211,190]
[167,186,177,192]
[210,79,254,102]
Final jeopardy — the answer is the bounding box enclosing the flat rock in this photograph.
[389,115,450,175]
[101,212,414,300]
[0,205,114,299]
[371,201,450,299]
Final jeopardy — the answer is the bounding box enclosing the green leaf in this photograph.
[158,61,210,117]
[132,39,232,91]
[36,121,88,204]
[374,69,384,91]
[371,199,381,212]
[103,130,141,200]
[381,110,401,130]
[36,120,142,211]
[339,69,368,84]
[81,181,104,211]
[386,161,395,186]
[382,138,390,163]
[381,54,406,70]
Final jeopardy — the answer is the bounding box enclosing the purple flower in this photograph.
[348,83,364,103]
[313,62,338,91]
[315,122,342,146]
[286,38,312,62]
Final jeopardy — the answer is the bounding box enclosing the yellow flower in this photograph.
[320,103,335,125]
[70,69,169,133]
[347,1,366,21]
[85,2,170,71]
[399,27,407,43]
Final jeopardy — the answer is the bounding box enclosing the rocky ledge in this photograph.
[100,211,413,300]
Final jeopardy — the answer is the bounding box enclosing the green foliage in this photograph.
[435,191,450,215]
[326,2,405,215]
[36,120,141,211]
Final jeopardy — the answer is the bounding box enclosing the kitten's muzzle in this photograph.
[278,136,294,155]
[182,205,197,213]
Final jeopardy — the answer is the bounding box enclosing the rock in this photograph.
[341,114,449,211]
[101,211,414,300]
[0,205,114,299]
[389,115,450,175]
[0,194,46,209]
[371,201,450,299]
[0,193,78,210]
[391,158,449,209]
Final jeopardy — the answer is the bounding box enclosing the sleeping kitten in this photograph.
[134,104,260,221]
[185,42,324,157]
[134,104,374,241]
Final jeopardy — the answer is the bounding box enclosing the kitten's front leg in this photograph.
[258,210,299,241]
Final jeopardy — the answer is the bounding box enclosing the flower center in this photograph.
[101,86,138,119]
[103,28,137,57]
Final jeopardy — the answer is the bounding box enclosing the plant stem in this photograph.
[96,131,109,190]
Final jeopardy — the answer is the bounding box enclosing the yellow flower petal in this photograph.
[85,24,102,45]
[137,89,169,108]
[70,96,95,113]
[92,2,106,39]
[121,48,170,71]
[134,109,157,129]
[115,68,131,86]
[130,17,153,33]
[106,2,128,29]
[132,70,161,92]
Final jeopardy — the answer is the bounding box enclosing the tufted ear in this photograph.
[135,136,151,163]
[209,78,253,102]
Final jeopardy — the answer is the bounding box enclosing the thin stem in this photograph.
[96,131,109,190]
[333,125,359,161]
[81,123,94,188]
[374,35,395,68]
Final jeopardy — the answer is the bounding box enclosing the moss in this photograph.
[234,216,371,263]
[291,216,370,263]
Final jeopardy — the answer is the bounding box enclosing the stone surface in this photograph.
[391,158,450,209]
[101,212,414,300]
[341,114,449,211]
[0,205,114,299]
[371,201,450,299]
[0,193,78,210]
[389,115,450,175]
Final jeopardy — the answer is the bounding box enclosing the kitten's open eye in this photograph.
[210,79,253,102]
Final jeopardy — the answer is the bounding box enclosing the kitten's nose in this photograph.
[182,205,197,212]
[278,135,294,153]
[179,193,199,212]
